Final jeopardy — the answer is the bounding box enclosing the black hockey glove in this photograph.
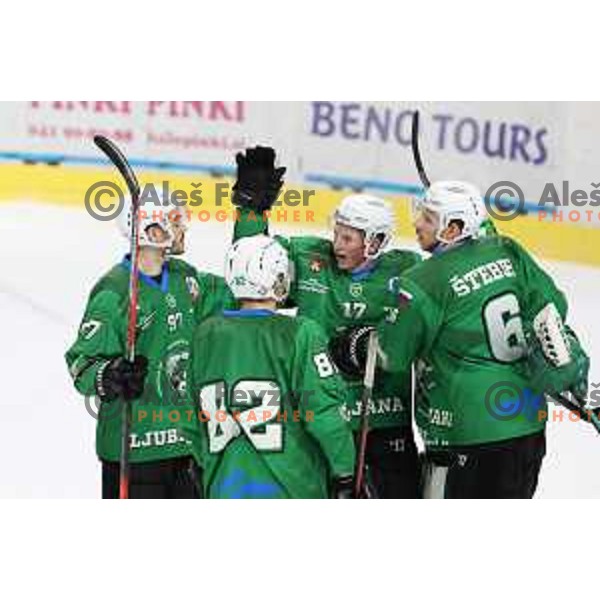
[232,146,286,213]
[96,356,149,402]
[328,326,375,379]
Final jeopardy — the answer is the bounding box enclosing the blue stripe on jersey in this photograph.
[351,260,377,282]
[231,481,282,499]
[222,309,276,318]
[215,469,283,499]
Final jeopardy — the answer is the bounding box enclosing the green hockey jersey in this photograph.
[234,208,421,431]
[182,310,355,499]
[65,257,230,463]
[378,235,568,449]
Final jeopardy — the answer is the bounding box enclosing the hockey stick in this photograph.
[94,135,142,500]
[354,330,379,499]
[411,110,431,190]
[549,392,600,435]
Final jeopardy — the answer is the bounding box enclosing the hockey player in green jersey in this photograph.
[66,191,230,498]
[182,235,356,499]
[331,181,590,499]
[231,146,421,498]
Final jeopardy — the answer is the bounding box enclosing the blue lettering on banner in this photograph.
[310,102,549,166]
[311,101,413,146]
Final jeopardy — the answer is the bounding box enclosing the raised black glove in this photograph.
[328,326,375,379]
[232,146,286,213]
[96,356,149,402]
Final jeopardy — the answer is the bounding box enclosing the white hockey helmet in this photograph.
[333,194,395,259]
[225,235,291,302]
[118,183,187,250]
[414,181,487,244]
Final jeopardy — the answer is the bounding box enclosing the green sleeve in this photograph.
[232,207,292,252]
[65,288,126,397]
[293,319,355,478]
[194,272,235,321]
[506,238,568,320]
[378,277,440,375]
[233,207,270,241]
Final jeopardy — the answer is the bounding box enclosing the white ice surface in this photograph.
[0,202,598,498]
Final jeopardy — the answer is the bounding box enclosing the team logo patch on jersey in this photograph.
[166,294,178,309]
[310,258,323,273]
[349,283,363,298]
[162,349,190,401]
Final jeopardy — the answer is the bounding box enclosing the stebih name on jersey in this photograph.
[450,258,516,298]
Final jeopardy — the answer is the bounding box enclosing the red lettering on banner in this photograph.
[30,101,245,122]
[30,101,132,114]
[147,101,245,122]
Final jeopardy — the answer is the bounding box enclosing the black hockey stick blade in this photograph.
[550,392,600,435]
[94,135,141,200]
[411,111,431,190]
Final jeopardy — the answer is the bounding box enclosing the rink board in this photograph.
[0,162,598,267]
